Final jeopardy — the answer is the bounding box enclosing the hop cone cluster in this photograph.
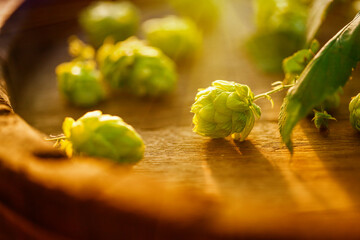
[56,60,106,107]
[62,110,145,163]
[79,1,140,47]
[97,37,177,97]
[349,94,360,131]
[142,15,202,60]
[191,80,261,141]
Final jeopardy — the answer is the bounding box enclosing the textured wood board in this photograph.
[1,0,360,239]
[0,0,23,27]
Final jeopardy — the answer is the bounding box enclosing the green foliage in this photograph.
[61,110,145,163]
[79,1,140,47]
[56,60,106,107]
[191,80,261,141]
[349,93,360,131]
[315,88,342,111]
[142,15,202,60]
[97,37,177,97]
[282,39,342,113]
[279,12,360,152]
[282,39,320,85]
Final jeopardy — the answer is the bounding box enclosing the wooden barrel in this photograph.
[1,1,360,239]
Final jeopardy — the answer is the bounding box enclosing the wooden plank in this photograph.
[1,0,360,238]
[0,0,22,113]
[0,0,23,27]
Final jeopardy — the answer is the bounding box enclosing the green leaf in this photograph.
[282,39,320,85]
[279,12,360,153]
[283,49,314,76]
[283,40,320,76]
[310,39,321,53]
[306,0,334,43]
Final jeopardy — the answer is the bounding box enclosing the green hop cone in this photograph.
[97,38,138,88]
[56,60,106,107]
[191,80,261,141]
[246,0,308,72]
[349,93,360,131]
[142,15,202,60]
[61,110,145,163]
[79,1,140,47]
[127,53,177,96]
[97,37,177,97]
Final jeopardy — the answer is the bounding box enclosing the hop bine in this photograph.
[282,39,342,113]
[279,39,343,134]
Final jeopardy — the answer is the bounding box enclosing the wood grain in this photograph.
[2,0,360,239]
[0,0,23,27]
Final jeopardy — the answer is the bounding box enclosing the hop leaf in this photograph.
[62,110,145,163]
[97,37,177,97]
[282,39,342,112]
[79,1,140,47]
[316,87,343,111]
[142,15,202,60]
[349,93,360,131]
[56,60,107,107]
[279,12,360,152]
[191,80,260,141]
[282,39,320,85]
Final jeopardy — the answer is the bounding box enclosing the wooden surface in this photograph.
[2,0,360,239]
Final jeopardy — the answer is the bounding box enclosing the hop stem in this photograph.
[254,84,294,101]
[45,134,66,141]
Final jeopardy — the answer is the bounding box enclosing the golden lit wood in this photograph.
[1,0,360,239]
